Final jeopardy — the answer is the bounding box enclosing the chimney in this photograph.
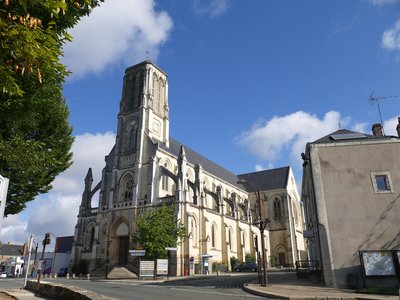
[372,123,383,136]
[397,117,400,137]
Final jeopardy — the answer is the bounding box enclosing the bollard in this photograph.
[87,274,90,280]
[66,273,70,279]
[72,273,75,279]
[54,274,57,279]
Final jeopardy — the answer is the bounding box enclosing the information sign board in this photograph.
[140,261,154,277]
[129,250,146,257]
[361,251,396,276]
[157,259,168,275]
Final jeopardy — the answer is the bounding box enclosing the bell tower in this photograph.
[117,60,169,152]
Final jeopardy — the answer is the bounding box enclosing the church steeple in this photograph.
[117,61,170,152]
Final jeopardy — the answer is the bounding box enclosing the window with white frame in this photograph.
[371,171,393,194]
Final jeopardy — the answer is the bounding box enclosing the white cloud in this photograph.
[368,0,398,5]
[383,116,399,135]
[351,122,368,133]
[52,132,115,193]
[382,20,400,50]
[193,0,230,18]
[0,132,115,246]
[63,0,173,78]
[237,111,344,168]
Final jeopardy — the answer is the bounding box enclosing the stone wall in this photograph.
[25,280,109,300]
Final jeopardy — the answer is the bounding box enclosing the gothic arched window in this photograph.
[273,197,282,219]
[128,127,137,151]
[228,228,232,250]
[124,178,134,201]
[211,224,217,248]
[90,227,95,250]
[119,174,134,202]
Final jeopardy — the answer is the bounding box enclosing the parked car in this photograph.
[0,272,7,278]
[235,262,258,272]
[57,267,68,277]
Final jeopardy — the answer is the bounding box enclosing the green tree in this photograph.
[245,253,256,263]
[0,0,102,97]
[132,204,186,260]
[0,68,73,215]
[0,0,102,215]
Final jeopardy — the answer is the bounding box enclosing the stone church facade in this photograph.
[70,61,306,276]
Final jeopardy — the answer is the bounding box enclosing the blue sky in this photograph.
[1,0,400,246]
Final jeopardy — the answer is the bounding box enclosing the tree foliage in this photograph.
[132,204,186,260]
[0,68,73,215]
[0,0,102,97]
[0,0,102,215]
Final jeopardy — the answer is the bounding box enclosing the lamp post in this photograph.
[105,239,112,279]
[237,179,269,286]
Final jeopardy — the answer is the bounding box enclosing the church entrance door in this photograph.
[278,252,286,266]
[118,236,129,265]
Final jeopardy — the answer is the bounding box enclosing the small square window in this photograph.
[371,172,393,194]
[375,175,390,191]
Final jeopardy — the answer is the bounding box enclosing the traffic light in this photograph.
[43,233,51,245]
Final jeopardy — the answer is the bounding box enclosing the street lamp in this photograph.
[237,179,269,287]
[105,239,112,279]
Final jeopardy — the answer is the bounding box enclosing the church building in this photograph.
[70,61,306,276]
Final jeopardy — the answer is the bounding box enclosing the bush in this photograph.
[245,253,256,263]
[230,256,239,270]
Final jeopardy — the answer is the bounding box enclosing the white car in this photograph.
[0,272,7,278]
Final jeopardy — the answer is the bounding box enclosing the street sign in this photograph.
[129,250,146,256]
[0,175,9,234]
[165,247,177,251]
[201,254,212,258]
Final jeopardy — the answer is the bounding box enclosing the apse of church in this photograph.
[71,61,306,277]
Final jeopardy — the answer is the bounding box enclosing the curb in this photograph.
[242,283,289,299]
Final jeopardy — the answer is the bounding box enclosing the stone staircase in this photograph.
[90,262,138,279]
[107,266,138,279]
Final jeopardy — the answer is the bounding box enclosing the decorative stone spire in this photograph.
[85,168,93,190]
[80,168,93,211]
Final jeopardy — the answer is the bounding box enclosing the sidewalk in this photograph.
[1,288,48,299]
[243,272,399,300]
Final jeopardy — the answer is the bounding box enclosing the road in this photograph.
[0,273,265,300]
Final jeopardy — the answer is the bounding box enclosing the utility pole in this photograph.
[237,179,270,286]
[36,233,50,293]
[257,190,269,286]
[23,234,34,288]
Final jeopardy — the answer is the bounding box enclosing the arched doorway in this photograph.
[116,223,129,265]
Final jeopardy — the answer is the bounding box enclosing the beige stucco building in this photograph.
[70,61,305,277]
[301,125,400,288]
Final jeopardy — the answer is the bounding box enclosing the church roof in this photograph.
[160,138,290,191]
[161,138,242,188]
[238,167,290,192]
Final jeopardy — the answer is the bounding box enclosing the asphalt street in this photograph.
[0,273,265,300]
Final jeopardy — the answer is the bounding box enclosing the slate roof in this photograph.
[238,167,290,192]
[159,138,290,191]
[160,138,242,188]
[311,129,395,144]
[0,243,24,257]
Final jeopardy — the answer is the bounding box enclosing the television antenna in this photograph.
[368,92,398,130]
